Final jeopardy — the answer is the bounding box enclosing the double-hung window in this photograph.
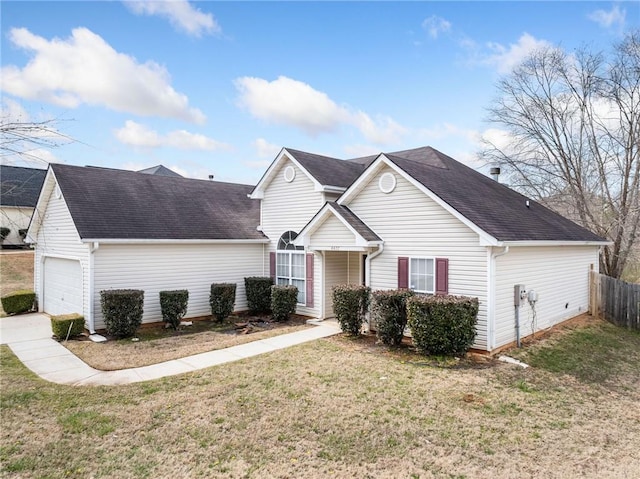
[277,231,306,304]
[409,258,435,294]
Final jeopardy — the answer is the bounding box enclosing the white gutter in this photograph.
[87,241,99,334]
[500,240,611,247]
[80,238,269,244]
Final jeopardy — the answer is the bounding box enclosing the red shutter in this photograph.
[269,252,276,280]
[306,253,314,308]
[398,257,409,289]
[435,258,448,295]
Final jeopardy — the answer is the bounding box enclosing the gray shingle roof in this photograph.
[383,147,605,242]
[285,148,364,189]
[0,165,47,207]
[327,202,381,242]
[138,165,183,177]
[50,164,265,241]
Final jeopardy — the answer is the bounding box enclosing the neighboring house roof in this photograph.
[137,165,183,177]
[0,165,47,207]
[373,147,606,243]
[48,164,265,241]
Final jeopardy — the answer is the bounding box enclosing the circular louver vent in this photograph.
[284,165,296,183]
[379,172,396,193]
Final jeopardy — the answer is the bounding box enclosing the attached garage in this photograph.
[43,257,83,316]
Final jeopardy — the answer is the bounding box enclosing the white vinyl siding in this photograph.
[92,243,264,330]
[308,215,355,248]
[260,157,324,317]
[346,166,489,349]
[32,181,90,320]
[493,245,598,349]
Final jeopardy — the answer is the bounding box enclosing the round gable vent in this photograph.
[55,185,62,199]
[284,165,296,183]
[378,172,396,194]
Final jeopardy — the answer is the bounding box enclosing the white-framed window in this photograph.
[277,231,306,304]
[410,257,435,294]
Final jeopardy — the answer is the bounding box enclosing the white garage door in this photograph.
[43,258,83,316]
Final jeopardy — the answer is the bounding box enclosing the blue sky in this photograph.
[1,1,638,184]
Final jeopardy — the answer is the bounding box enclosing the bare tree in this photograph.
[481,31,640,279]
[1,116,74,166]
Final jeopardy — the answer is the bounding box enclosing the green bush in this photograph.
[1,289,35,315]
[18,229,28,240]
[51,313,85,339]
[371,289,414,346]
[159,290,189,330]
[0,227,10,240]
[271,285,298,321]
[407,295,479,356]
[332,284,371,336]
[100,289,144,338]
[210,283,236,322]
[245,276,273,314]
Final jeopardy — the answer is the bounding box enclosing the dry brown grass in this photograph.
[2,319,639,479]
[65,319,311,370]
[0,251,34,315]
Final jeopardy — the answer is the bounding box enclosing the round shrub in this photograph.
[159,290,189,330]
[245,276,273,314]
[1,289,36,315]
[332,284,371,336]
[100,289,144,338]
[210,283,236,322]
[271,285,298,321]
[371,289,414,346]
[0,227,10,241]
[407,295,479,356]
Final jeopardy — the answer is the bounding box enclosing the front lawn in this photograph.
[1,318,639,478]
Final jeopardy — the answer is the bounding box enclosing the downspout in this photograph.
[489,246,509,351]
[365,244,384,331]
[365,243,384,288]
[319,250,326,319]
[88,242,99,334]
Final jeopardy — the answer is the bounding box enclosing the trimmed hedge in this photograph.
[100,289,144,338]
[0,227,9,240]
[332,284,371,336]
[271,285,298,321]
[1,289,35,315]
[159,290,189,330]
[371,289,414,346]
[407,295,479,356]
[245,276,273,314]
[210,283,236,322]
[51,313,85,339]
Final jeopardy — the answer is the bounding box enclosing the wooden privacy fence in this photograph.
[590,271,640,330]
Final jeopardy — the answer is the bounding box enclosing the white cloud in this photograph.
[1,98,31,123]
[115,120,230,150]
[588,5,626,30]
[422,15,451,39]
[484,33,551,74]
[253,138,281,159]
[1,27,205,123]
[123,0,220,37]
[235,76,406,145]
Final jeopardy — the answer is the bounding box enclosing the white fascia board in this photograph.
[249,148,323,198]
[339,155,500,247]
[26,167,56,241]
[80,238,270,244]
[501,240,611,247]
[321,185,347,194]
[307,243,381,252]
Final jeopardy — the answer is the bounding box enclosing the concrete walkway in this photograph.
[0,313,340,386]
